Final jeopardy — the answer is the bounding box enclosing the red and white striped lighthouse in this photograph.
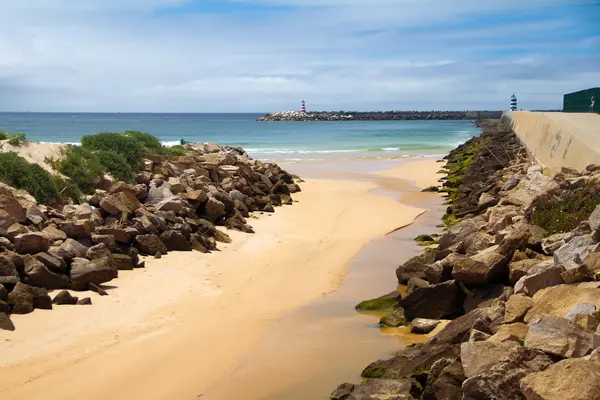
[301,100,306,113]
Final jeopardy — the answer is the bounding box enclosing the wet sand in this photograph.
[202,161,446,399]
[0,158,441,400]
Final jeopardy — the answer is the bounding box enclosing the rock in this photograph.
[112,254,134,270]
[452,247,507,285]
[330,382,355,400]
[331,378,416,400]
[135,234,168,256]
[488,322,529,343]
[463,232,495,256]
[26,204,45,225]
[406,277,429,294]
[553,235,596,265]
[182,190,208,204]
[424,359,465,400]
[0,312,15,331]
[573,314,600,331]
[7,223,29,240]
[99,191,141,215]
[94,227,132,244]
[156,197,184,212]
[525,284,600,323]
[565,302,597,320]
[23,255,68,289]
[41,226,68,242]
[69,257,118,291]
[204,197,225,222]
[86,243,112,260]
[468,329,491,342]
[462,346,553,400]
[160,230,192,251]
[399,280,465,320]
[7,282,52,314]
[379,308,407,327]
[356,291,401,312]
[525,314,598,358]
[520,358,600,400]
[0,195,26,223]
[52,290,79,305]
[464,284,510,313]
[396,263,429,284]
[89,282,108,296]
[92,234,117,251]
[460,340,520,378]
[438,219,480,251]
[425,253,464,284]
[14,232,50,254]
[59,238,89,259]
[410,318,440,334]
[361,342,460,380]
[0,285,7,300]
[514,262,564,296]
[0,254,20,285]
[589,204,600,231]
[504,294,534,323]
[34,252,67,273]
[541,232,570,255]
[508,259,542,284]
[77,297,92,305]
[478,192,498,210]
[60,220,92,239]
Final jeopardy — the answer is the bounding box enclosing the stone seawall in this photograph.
[259,110,503,121]
[504,111,600,172]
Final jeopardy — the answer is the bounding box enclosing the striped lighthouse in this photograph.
[510,94,517,111]
[301,100,306,114]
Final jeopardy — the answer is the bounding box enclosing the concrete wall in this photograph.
[503,111,600,172]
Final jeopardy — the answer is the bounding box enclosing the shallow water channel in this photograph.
[202,161,446,399]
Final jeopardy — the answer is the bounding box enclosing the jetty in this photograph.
[258,110,503,121]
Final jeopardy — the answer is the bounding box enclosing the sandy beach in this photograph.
[0,159,441,400]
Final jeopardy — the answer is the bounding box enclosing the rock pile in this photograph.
[0,142,300,330]
[332,120,600,400]
[258,111,503,122]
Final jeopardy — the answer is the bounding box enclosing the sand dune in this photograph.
[0,160,436,400]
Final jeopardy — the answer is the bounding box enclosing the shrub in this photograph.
[166,145,188,157]
[7,132,28,147]
[123,130,165,155]
[81,132,144,170]
[53,146,104,193]
[0,131,7,140]
[529,179,600,235]
[96,150,134,183]
[0,152,60,204]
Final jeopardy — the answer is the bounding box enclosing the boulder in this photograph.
[553,235,597,266]
[0,195,26,223]
[86,243,112,260]
[91,234,117,251]
[452,247,507,285]
[61,220,92,239]
[23,255,68,289]
[438,219,480,251]
[410,318,440,334]
[508,259,542,284]
[461,346,553,400]
[463,232,495,256]
[204,197,225,222]
[525,314,598,358]
[520,358,600,400]
[0,285,7,300]
[464,284,510,313]
[160,230,192,251]
[59,238,89,259]
[94,227,132,244]
[356,291,401,312]
[0,254,20,285]
[52,290,79,305]
[514,262,564,296]
[42,226,67,242]
[396,263,429,284]
[565,302,597,320]
[7,282,52,314]
[425,253,464,284]
[399,280,465,320]
[112,254,134,270]
[34,252,67,273]
[99,191,141,215]
[541,232,570,255]
[488,322,529,343]
[69,257,118,291]
[525,284,600,323]
[331,378,416,400]
[26,204,45,225]
[146,184,174,206]
[77,297,92,305]
[504,294,534,324]
[14,232,50,254]
[589,204,600,231]
[423,359,465,400]
[585,252,600,276]
[156,197,184,212]
[0,312,15,331]
[379,308,407,328]
[461,340,521,378]
[135,234,168,256]
[406,277,429,294]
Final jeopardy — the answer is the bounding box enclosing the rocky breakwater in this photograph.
[0,142,300,331]
[258,110,503,122]
[332,119,600,400]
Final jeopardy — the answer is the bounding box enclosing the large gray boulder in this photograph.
[59,238,89,260]
[525,314,599,358]
[14,232,50,254]
[553,235,597,265]
[23,255,68,290]
[452,247,507,285]
[69,257,118,291]
[135,234,168,256]
[399,280,465,320]
[514,261,564,296]
[160,230,192,251]
[7,282,52,314]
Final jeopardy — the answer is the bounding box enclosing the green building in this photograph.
[563,87,600,113]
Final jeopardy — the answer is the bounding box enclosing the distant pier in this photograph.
[258,110,503,121]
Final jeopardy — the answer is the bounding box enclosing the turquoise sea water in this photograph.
[0,113,479,161]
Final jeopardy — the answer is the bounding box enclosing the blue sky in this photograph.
[0,0,599,112]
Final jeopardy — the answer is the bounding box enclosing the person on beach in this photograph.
[591,95,596,113]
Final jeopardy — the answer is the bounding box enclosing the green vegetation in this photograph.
[95,150,134,183]
[52,146,104,193]
[361,365,385,379]
[7,132,28,147]
[415,234,438,246]
[0,131,8,140]
[422,186,440,193]
[165,145,188,157]
[529,179,600,235]
[355,291,400,312]
[0,152,60,204]
[81,132,145,170]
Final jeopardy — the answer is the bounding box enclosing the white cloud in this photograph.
[0,0,598,111]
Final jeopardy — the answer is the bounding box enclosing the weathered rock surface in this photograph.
[52,290,79,305]
[23,255,68,289]
[69,257,118,291]
[399,280,465,320]
[504,294,534,324]
[410,318,440,334]
[525,314,598,358]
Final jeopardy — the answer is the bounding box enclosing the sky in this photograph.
[0,0,599,112]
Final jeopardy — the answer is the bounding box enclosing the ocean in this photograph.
[0,113,479,161]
